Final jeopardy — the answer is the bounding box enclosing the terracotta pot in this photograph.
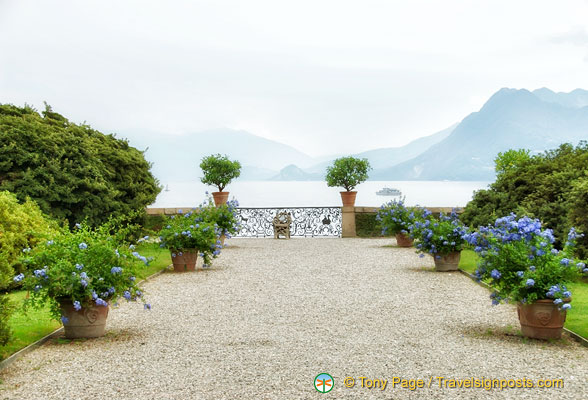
[340,191,357,207]
[171,250,198,272]
[212,191,229,206]
[433,251,461,272]
[219,234,226,247]
[395,232,413,247]
[517,299,568,339]
[60,301,109,339]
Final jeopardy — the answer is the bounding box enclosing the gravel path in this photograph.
[1,238,587,399]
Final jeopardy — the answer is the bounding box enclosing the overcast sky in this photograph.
[2,0,588,157]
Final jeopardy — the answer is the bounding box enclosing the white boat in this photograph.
[376,187,401,196]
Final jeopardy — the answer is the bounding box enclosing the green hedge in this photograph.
[355,213,392,237]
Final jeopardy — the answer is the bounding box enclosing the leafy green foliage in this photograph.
[0,295,14,346]
[462,142,588,257]
[355,213,391,237]
[199,154,241,192]
[0,191,59,289]
[494,149,531,176]
[325,156,371,192]
[19,223,150,320]
[0,103,161,228]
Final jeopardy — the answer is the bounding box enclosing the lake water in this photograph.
[151,181,491,208]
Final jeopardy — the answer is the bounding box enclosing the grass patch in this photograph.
[0,244,170,361]
[459,249,588,340]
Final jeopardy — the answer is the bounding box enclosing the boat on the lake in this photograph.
[376,187,402,196]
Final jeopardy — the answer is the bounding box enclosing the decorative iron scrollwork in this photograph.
[235,207,342,237]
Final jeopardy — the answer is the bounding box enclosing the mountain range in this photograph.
[128,87,588,182]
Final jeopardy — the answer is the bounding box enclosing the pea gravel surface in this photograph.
[1,238,587,399]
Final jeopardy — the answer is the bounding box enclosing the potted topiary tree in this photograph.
[325,156,371,207]
[199,154,241,206]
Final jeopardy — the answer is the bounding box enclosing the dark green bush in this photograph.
[355,213,392,237]
[462,142,588,257]
[0,103,161,228]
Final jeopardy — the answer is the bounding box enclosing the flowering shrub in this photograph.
[410,209,469,257]
[464,214,585,308]
[17,223,149,321]
[159,208,220,266]
[376,199,422,235]
[198,195,241,239]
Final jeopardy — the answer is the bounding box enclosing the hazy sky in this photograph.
[2,0,588,157]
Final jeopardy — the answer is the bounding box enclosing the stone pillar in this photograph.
[341,206,356,237]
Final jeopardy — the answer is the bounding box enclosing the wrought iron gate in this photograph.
[235,207,342,237]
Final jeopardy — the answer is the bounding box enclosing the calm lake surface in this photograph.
[152,181,491,208]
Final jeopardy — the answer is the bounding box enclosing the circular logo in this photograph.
[314,373,334,393]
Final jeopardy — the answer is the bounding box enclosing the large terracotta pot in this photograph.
[395,232,413,247]
[171,250,198,272]
[340,191,357,207]
[212,191,229,206]
[517,299,568,339]
[60,301,109,339]
[433,251,461,271]
[219,234,226,247]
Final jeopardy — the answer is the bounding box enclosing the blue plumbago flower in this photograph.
[136,290,142,297]
[560,258,570,266]
[529,265,536,272]
[78,242,88,250]
[123,290,132,300]
[129,276,136,281]
[73,301,82,311]
[525,278,535,287]
[516,271,524,278]
[47,240,54,245]
[178,252,183,256]
[490,269,501,280]
[111,266,123,274]
[75,223,81,229]
[61,316,69,324]
[562,290,572,298]
[80,279,88,288]
[95,298,108,307]
[171,252,176,258]
[178,209,183,214]
[115,249,120,257]
[80,272,88,279]
[144,303,151,310]
[213,250,220,256]
[418,253,425,258]
[33,268,48,279]
[129,244,136,250]
[75,263,84,270]
[577,262,586,269]
[92,291,98,300]
[551,249,559,255]
[13,273,25,282]
[562,303,572,310]
[34,284,42,292]
[553,298,563,305]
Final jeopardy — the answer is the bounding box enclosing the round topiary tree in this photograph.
[325,156,371,207]
[199,154,241,206]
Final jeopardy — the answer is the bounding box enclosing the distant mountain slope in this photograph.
[269,164,323,181]
[305,124,455,176]
[129,128,315,182]
[533,88,588,109]
[373,88,588,180]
